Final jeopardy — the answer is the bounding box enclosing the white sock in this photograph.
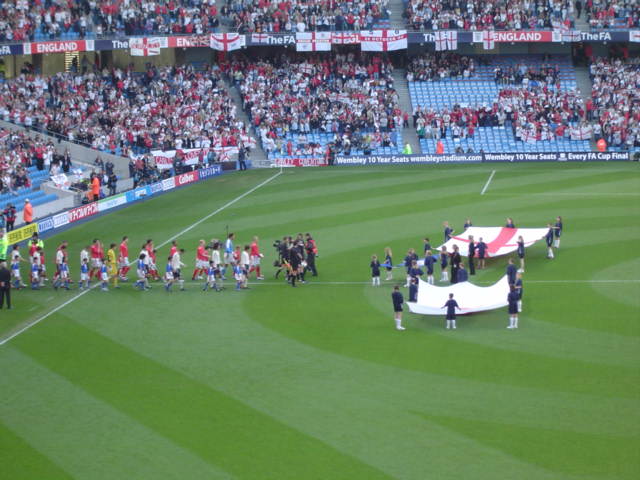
[514,317,518,328]
[395,318,401,329]
[452,320,456,329]
[446,320,451,329]
[517,300,522,313]
[554,239,560,248]
[372,278,375,286]
[179,279,184,289]
[548,247,554,258]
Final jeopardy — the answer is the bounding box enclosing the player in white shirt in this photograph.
[170,248,186,291]
[210,242,223,290]
[240,245,250,288]
[10,245,27,289]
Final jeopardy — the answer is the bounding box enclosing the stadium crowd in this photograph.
[229,53,404,156]
[413,85,585,143]
[227,0,391,33]
[586,0,640,29]
[0,0,221,42]
[0,129,55,195]
[404,0,575,31]
[406,53,477,81]
[0,64,251,158]
[589,57,640,149]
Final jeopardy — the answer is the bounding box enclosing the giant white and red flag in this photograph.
[360,30,407,51]
[437,226,550,258]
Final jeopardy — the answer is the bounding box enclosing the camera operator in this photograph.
[274,237,290,279]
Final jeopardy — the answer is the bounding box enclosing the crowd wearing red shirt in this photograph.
[586,0,639,29]
[405,0,574,31]
[0,64,251,159]
[0,0,221,42]
[0,129,43,195]
[229,52,404,156]
[589,57,640,150]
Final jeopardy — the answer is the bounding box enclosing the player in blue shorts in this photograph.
[442,293,460,329]
[100,261,109,291]
[507,285,519,329]
[423,250,435,285]
[477,237,487,270]
[515,272,523,313]
[79,258,89,290]
[165,257,175,292]
[135,253,149,291]
[439,246,449,282]
[554,216,563,248]
[370,255,381,286]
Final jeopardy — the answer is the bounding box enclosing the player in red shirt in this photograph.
[192,239,209,280]
[145,239,160,280]
[249,236,264,280]
[89,239,103,280]
[119,236,130,281]
[169,240,178,258]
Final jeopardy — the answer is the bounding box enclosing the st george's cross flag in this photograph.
[437,226,550,258]
[210,33,245,51]
[331,32,360,44]
[408,275,510,315]
[630,31,640,42]
[360,30,407,51]
[296,32,332,51]
[482,30,496,50]
[130,37,163,56]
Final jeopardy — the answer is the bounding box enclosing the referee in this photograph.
[0,261,11,310]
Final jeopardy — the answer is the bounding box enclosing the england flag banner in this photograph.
[360,30,407,51]
[296,32,331,51]
[437,226,550,258]
[474,30,496,50]
[434,31,447,51]
[331,32,360,44]
[408,275,510,315]
[210,33,245,51]
[130,37,164,56]
[570,125,593,140]
[630,31,640,42]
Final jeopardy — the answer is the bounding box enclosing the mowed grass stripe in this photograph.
[0,348,233,480]
[12,318,392,480]
[0,420,73,480]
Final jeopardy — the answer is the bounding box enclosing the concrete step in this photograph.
[387,0,406,30]
[392,68,422,154]
[221,76,268,161]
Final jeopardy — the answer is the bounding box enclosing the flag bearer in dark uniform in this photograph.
[467,235,476,275]
[442,293,460,329]
[391,285,405,331]
[439,246,449,283]
[506,258,517,285]
[553,216,563,248]
[507,285,519,329]
[370,255,381,286]
[384,247,393,281]
[423,238,431,255]
[423,250,435,285]
[545,223,555,259]
[463,218,473,230]
[404,248,418,287]
[443,221,454,242]
[515,272,523,313]
[506,217,515,228]
[516,235,525,272]
[450,244,461,284]
[457,263,468,283]
[408,277,418,302]
[477,237,487,270]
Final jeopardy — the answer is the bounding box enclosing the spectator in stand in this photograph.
[405,0,575,31]
[0,129,42,195]
[0,65,253,162]
[587,0,639,29]
[230,52,404,158]
[0,1,221,42]
[589,57,640,150]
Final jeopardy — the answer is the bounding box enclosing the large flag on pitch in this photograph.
[360,30,407,51]
[130,37,163,56]
[437,226,550,258]
[408,275,510,315]
[296,32,331,51]
[210,33,245,51]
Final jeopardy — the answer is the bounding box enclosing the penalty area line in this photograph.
[480,170,496,195]
[245,279,640,286]
[0,169,284,347]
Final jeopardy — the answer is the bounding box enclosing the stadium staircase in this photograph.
[222,77,267,161]
[392,69,422,154]
[574,65,597,150]
[388,0,406,30]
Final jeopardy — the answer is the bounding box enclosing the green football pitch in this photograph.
[1,163,639,480]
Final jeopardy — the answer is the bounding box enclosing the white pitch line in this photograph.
[0,169,283,347]
[243,279,640,286]
[488,192,640,197]
[480,170,496,195]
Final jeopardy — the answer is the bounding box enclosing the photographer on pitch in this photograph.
[304,233,318,277]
